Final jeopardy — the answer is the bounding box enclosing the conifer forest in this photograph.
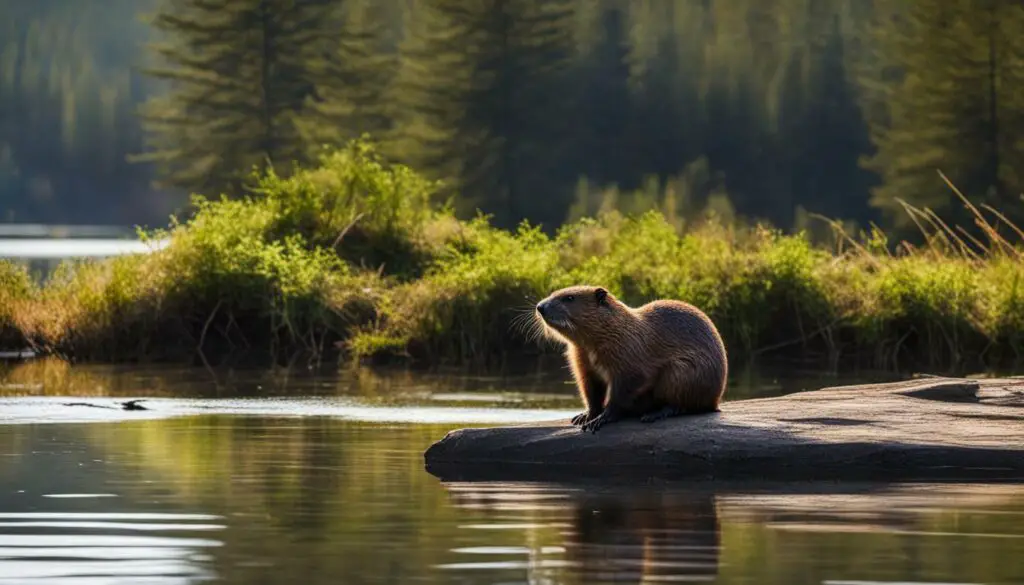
[2,0,1023,240]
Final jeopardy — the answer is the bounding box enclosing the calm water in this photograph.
[0,238,166,259]
[0,359,1021,585]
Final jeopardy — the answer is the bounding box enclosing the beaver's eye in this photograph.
[563,295,575,303]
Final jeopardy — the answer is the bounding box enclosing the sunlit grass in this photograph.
[2,141,1021,372]
[0,260,35,349]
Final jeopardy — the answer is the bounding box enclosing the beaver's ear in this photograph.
[595,287,608,305]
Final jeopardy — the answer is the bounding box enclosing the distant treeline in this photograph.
[2,0,1023,238]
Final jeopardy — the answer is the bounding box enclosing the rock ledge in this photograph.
[424,377,1024,483]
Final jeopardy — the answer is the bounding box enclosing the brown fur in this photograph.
[534,285,728,432]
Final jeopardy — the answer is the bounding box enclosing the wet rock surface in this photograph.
[424,377,1024,483]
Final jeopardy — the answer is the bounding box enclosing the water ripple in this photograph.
[0,510,223,584]
[0,397,576,426]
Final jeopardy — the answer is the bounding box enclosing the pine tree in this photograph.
[784,13,878,228]
[0,0,156,223]
[569,1,632,187]
[624,0,705,183]
[297,0,398,155]
[380,0,465,209]
[385,0,578,229]
[859,0,1024,232]
[135,0,339,197]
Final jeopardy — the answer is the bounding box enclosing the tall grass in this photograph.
[0,260,35,350]
[2,142,1022,373]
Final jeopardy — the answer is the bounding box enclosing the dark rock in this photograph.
[424,377,1024,483]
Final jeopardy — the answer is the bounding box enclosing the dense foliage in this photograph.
[2,141,1022,372]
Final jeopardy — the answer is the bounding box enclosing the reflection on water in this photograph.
[0,356,907,401]
[441,484,722,583]
[0,424,224,584]
[0,515,222,583]
[0,360,1020,584]
[1,412,1022,585]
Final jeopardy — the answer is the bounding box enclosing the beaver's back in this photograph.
[634,300,728,410]
[635,300,726,359]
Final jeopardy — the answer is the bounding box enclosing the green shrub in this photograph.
[553,212,836,354]
[16,140,417,362]
[352,219,562,365]
[0,260,35,348]
[983,257,1024,361]
[252,138,450,279]
[3,138,1023,373]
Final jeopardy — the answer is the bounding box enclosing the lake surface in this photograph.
[0,237,166,259]
[0,359,1021,584]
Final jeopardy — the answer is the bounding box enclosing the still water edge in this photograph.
[0,359,1021,585]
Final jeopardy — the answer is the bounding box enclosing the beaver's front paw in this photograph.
[570,411,591,426]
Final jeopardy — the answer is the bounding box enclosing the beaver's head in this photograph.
[535,285,617,345]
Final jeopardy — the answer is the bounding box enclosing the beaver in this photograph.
[534,285,727,433]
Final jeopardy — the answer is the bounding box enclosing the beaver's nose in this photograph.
[536,301,548,316]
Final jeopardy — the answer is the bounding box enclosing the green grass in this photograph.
[2,139,1022,372]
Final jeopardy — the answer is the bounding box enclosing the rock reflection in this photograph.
[443,482,721,584]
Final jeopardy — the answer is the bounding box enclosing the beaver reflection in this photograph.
[562,490,721,584]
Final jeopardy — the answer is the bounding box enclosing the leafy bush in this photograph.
[253,138,452,279]
[2,139,1023,373]
[0,260,35,348]
[12,140,412,362]
[352,219,562,365]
